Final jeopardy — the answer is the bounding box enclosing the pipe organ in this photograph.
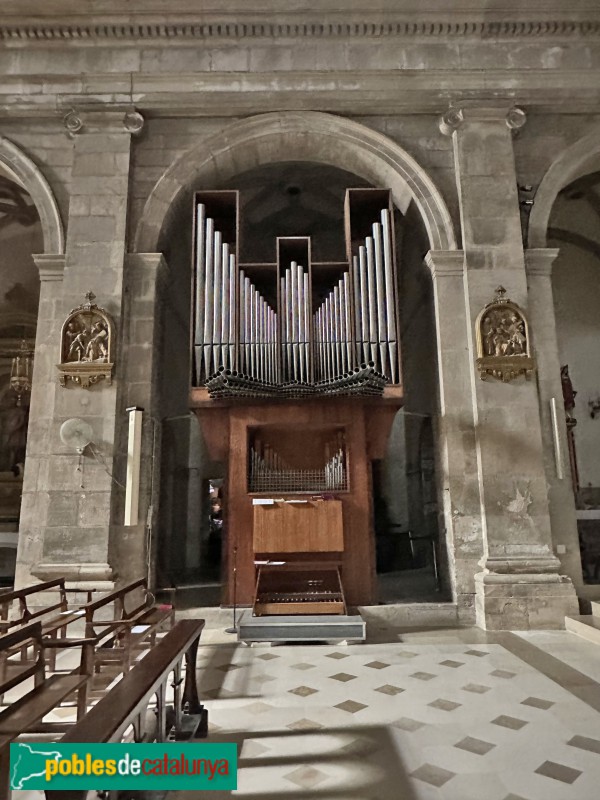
[190,187,404,613]
[192,188,401,398]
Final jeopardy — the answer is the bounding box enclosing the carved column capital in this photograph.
[525,248,560,278]
[32,253,66,282]
[425,250,465,278]
[439,105,527,136]
[125,252,170,288]
[438,107,464,136]
[62,107,145,137]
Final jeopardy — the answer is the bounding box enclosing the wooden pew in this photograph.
[0,622,89,798]
[78,577,175,676]
[0,578,95,673]
[43,618,207,800]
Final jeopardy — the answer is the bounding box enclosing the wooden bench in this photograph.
[78,577,175,676]
[43,618,207,800]
[0,622,89,798]
[0,578,95,670]
[29,578,175,713]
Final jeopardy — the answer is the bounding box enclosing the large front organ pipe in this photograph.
[343,273,353,370]
[365,236,378,365]
[358,246,369,364]
[372,222,388,378]
[194,203,206,377]
[220,242,229,369]
[304,271,310,382]
[212,229,223,371]
[381,208,398,384]
[280,275,287,379]
[228,254,236,371]
[202,217,215,377]
[290,262,299,381]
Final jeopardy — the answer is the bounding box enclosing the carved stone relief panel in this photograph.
[57,292,115,388]
[476,286,535,382]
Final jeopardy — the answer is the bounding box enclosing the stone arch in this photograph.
[134,111,457,253]
[528,124,600,248]
[0,135,64,254]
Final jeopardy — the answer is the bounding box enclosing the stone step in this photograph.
[565,614,600,645]
[590,601,600,618]
[238,609,366,644]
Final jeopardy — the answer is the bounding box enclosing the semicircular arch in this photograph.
[529,124,600,249]
[0,135,64,255]
[134,111,457,253]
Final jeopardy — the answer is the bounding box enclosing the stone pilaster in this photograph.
[441,106,578,629]
[20,108,144,590]
[425,250,482,623]
[15,255,66,588]
[108,253,169,587]
[525,249,584,593]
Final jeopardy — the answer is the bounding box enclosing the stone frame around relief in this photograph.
[56,291,115,389]
[475,286,535,383]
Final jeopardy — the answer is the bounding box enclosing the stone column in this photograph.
[425,250,483,623]
[18,109,144,590]
[441,106,578,629]
[526,249,584,593]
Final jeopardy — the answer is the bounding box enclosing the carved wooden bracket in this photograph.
[57,292,115,389]
[475,286,535,383]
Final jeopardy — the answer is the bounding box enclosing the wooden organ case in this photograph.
[190,187,404,611]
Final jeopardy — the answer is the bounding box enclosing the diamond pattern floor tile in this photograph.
[534,760,582,784]
[492,715,529,730]
[454,736,496,755]
[334,699,367,713]
[410,763,456,787]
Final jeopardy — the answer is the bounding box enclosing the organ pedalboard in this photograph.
[252,499,347,616]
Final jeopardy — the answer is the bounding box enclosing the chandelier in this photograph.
[10,340,33,406]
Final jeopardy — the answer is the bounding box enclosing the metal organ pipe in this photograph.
[365,236,378,365]
[358,245,369,364]
[381,208,398,384]
[372,222,388,378]
[194,203,206,378]
[303,271,311,383]
[202,217,215,378]
[228,253,236,371]
[220,241,229,369]
[212,229,223,372]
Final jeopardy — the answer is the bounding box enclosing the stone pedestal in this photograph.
[441,106,578,629]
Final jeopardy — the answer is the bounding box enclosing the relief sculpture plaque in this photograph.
[57,292,115,388]
[476,286,535,382]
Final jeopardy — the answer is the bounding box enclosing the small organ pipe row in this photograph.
[249,438,348,493]
[194,199,399,391]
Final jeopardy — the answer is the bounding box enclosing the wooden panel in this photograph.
[253,500,343,554]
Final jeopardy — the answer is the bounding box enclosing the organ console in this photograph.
[252,499,346,615]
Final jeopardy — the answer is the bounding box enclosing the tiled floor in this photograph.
[172,610,600,800]
[10,608,600,800]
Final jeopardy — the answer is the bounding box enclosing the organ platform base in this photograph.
[237,609,366,644]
